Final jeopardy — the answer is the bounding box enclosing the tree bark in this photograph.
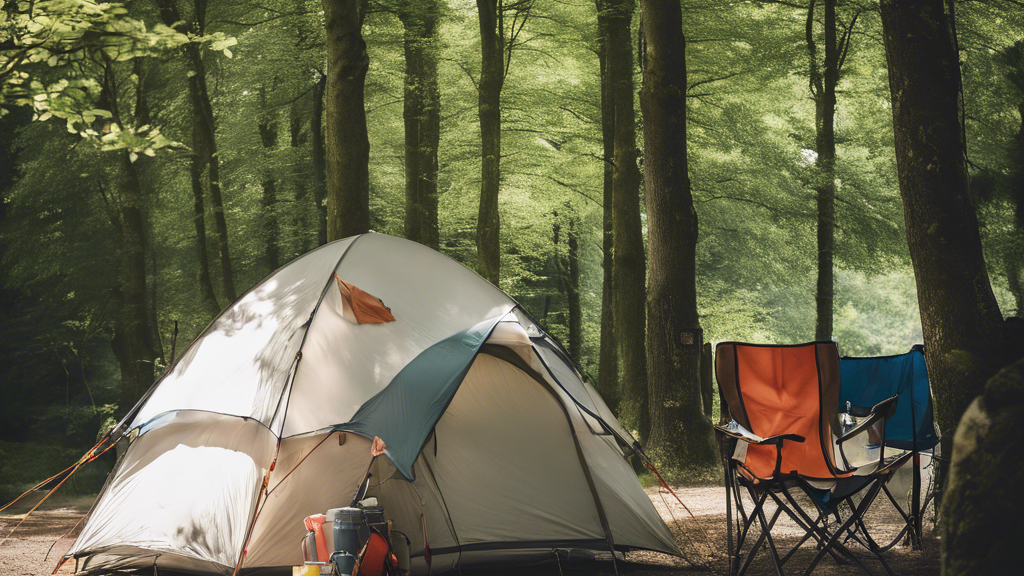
[188,127,221,316]
[312,74,329,246]
[640,0,716,467]
[1008,64,1024,317]
[879,0,1007,450]
[323,0,371,241]
[291,91,313,254]
[155,0,236,301]
[476,0,504,285]
[567,212,582,361]
[810,0,838,341]
[607,0,649,442]
[400,2,441,249]
[700,342,713,418]
[114,153,157,413]
[596,0,620,414]
[259,84,280,271]
[99,60,156,414]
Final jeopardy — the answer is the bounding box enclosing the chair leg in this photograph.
[803,483,884,576]
[726,463,735,576]
[737,490,784,576]
[878,482,915,552]
[776,485,849,566]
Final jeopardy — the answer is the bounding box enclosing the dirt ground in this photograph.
[0,486,940,576]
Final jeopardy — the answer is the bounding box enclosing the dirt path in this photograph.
[0,488,939,575]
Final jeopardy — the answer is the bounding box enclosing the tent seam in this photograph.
[234,234,365,575]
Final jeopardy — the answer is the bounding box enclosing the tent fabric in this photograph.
[65,233,680,575]
[70,412,277,573]
[280,234,514,438]
[130,238,358,430]
[839,347,939,450]
[337,315,505,479]
[332,275,396,324]
[716,342,844,480]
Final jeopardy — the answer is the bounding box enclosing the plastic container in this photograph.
[333,507,364,558]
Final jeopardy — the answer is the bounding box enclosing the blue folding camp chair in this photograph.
[838,345,941,550]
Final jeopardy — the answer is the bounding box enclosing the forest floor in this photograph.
[0,487,940,576]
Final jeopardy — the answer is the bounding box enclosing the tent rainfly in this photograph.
[63,233,680,575]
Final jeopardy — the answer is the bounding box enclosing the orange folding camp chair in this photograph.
[714,341,911,576]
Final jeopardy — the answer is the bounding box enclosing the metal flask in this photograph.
[331,507,364,575]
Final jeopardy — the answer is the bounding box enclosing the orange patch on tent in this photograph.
[333,275,396,324]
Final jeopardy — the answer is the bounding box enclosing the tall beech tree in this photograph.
[476,0,503,284]
[399,1,442,249]
[323,0,371,241]
[475,0,534,284]
[640,0,716,466]
[97,59,158,413]
[879,0,1008,453]
[809,0,839,341]
[566,212,582,361]
[258,83,280,272]
[595,0,620,414]
[1001,40,1024,316]
[155,0,236,307]
[607,0,649,441]
[312,73,329,246]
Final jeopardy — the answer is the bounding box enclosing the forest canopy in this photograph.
[1,0,1022,481]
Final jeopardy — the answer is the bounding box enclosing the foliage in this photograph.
[0,0,1021,476]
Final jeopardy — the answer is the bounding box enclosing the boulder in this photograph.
[941,357,1024,575]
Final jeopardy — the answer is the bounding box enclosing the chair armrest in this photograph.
[837,395,898,445]
[714,424,804,446]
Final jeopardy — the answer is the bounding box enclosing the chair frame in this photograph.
[838,345,939,552]
[715,342,913,576]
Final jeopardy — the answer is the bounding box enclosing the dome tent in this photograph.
[64,233,680,575]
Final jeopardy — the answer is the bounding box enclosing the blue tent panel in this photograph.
[838,347,939,451]
[335,315,504,479]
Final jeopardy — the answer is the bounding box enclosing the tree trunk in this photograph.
[1008,86,1024,317]
[400,2,441,249]
[205,95,236,301]
[596,0,620,414]
[1005,254,1023,318]
[259,85,280,271]
[812,0,838,341]
[99,60,156,415]
[188,129,221,316]
[135,58,165,367]
[567,212,582,361]
[879,0,1007,456]
[146,224,164,367]
[475,0,504,285]
[700,342,713,418]
[322,0,371,241]
[115,153,157,413]
[312,74,329,246]
[640,0,716,467]
[291,91,313,254]
[607,0,649,443]
[155,0,236,301]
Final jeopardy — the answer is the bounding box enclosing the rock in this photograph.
[941,357,1024,576]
